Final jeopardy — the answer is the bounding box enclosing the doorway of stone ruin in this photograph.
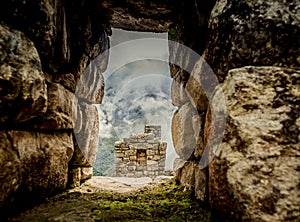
[137,149,147,165]
[94,28,178,177]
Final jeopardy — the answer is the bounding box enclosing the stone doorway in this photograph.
[137,149,147,165]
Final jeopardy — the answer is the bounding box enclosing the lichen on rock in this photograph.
[204,0,300,82]
[207,66,300,221]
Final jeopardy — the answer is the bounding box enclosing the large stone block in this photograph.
[74,28,109,81]
[71,102,99,166]
[0,130,73,209]
[75,62,105,104]
[207,66,300,221]
[186,58,218,112]
[105,0,173,32]
[54,73,76,92]
[0,24,47,124]
[171,79,190,107]
[171,103,203,160]
[0,0,66,73]
[203,0,300,82]
[33,83,74,130]
[0,0,111,75]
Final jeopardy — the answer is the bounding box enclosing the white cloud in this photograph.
[97,28,178,170]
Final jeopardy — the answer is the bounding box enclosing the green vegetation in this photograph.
[93,129,118,176]
[91,179,209,222]
[169,28,177,36]
[8,179,213,221]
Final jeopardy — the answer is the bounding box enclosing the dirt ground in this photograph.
[5,176,212,222]
[71,176,161,193]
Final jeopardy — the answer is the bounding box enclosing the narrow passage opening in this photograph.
[94,28,177,177]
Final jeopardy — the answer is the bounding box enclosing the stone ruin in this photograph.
[114,125,167,178]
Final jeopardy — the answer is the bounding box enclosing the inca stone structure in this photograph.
[1,0,299,220]
[114,125,167,178]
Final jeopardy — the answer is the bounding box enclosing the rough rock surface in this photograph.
[102,0,174,32]
[174,159,207,202]
[171,2,300,218]
[171,103,202,160]
[0,132,21,209]
[203,0,300,82]
[0,0,110,75]
[33,83,74,130]
[207,66,300,221]
[75,62,105,104]
[168,1,217,205]
[168,0,216,90]
[0,131,73,209]
[68,166,93,188]
[186,58,219,112]
[0,24,47,124]
[71,102,100,167]
[171,80,190,107]
[0,0,109,211]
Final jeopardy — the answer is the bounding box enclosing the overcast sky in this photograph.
[98,28,178,170]
[103,29,169,79]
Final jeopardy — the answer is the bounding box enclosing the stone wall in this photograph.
[114,125,167,178]
[1,0,299,220]
[171,0,300,221]
[144,125,162,140]
[169,0,216,204]
[0,0,110,212]
[207,66,300,221]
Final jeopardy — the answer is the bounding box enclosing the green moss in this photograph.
[91,179,208,222]
[169,28,177,36]
[8,179,212,221]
